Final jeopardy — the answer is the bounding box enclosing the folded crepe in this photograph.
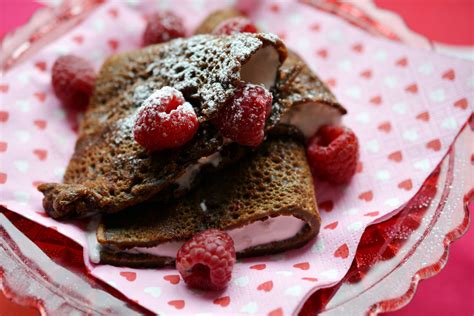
[39,33,287,219]
[86,10,347,267]
[193,8,346,137]
[93,131,320,267]
[40,10,346,221]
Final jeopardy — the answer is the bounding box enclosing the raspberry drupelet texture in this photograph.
[213,17,258,35]
[51,55,96,111]
[143,11,185,46]
[212,84,272,147]
[306,125,359,184]
[133,87,199,151]
[176,229,236,291]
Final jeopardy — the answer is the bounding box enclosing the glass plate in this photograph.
[1,1,472,315]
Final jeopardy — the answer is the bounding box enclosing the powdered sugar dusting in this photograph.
[133,84,153,106]
[144,33,283,118]
[142,86,185,109]
[132,87,200,151]
[213,83,272,147]
[114,112,137,145]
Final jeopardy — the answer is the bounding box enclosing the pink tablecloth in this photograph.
[1,1,472,315]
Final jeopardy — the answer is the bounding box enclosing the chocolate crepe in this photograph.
[96,132,320,267]
[193,9,346,136]
[39,33,286,219]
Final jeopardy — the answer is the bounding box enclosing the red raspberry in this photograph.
[212,84,272,147]
[213,17,258,35]
[143,11,185,46]
[176,229,236,291]
[133,87,199,151]
[51,55,96,111]
[306,125,359,184]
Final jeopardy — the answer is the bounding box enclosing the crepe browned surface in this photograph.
[38,33,287,219]
[192,8,346,129]
[98,133,320,267]
[275,50,346,116]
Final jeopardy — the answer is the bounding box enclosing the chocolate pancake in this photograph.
[39,33,287,219]
[276,50,346,137]
[193,9,346,136]
[94,133,320,267]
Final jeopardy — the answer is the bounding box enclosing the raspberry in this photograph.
[133,87,199,151]
[176,229,236,291]
[306,125,359,184]
[212,84,272,147]
[51,55,96,111]
[143,11,185,46]
[213,17,258,35]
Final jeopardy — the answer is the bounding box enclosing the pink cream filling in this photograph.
[88,215,305,263]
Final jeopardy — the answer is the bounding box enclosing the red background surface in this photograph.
[375,0,474,45]
[0,1,473,315]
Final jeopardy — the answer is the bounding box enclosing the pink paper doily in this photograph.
[0,1,472,315]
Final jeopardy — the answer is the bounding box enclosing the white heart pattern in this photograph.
[321,269,338,280]
[233,276,249,287]
[15,130,31,142]
[376,170,391,181]
[374,50,387,61]
[418,63,434,75]
[327,29,343,42]
[392,102,407,114]
[414,159,431,172]
[384,76,398,88]
[338,59,353,71]
[355,112,370,123]
[240,302,259,314]
[14,191,30,204]
[345,208,360,217]
[429,89,445,103]
[441,117,457,130]
[276,271,294,277]
[345,86,361,99]
[311,240,325,254]
[14,160,29,173]
[366,139,380,153]
[54,167,66,178]
[143,287,161,298]
[384,198,400,208]
[348,221,363,231]
[467,75,474,88]
[16,100,31,112]
[19,73,30,85]
[402,129,419,142]
[285,285,302,297]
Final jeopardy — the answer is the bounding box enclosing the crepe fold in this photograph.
[39,9,346,222]
[193,9,346,137]
[97,132,320,267]
[39,33,287,219]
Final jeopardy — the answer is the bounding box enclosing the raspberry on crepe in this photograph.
[133,87,199,151]
[212,84,272,147]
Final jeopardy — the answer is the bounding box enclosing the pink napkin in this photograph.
[0,0,472,315]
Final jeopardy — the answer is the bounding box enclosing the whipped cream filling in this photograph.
[241,45,279,89]
[174,152,222,190]
[87,216,102,264]
[88,216,305,263]
[280,102,342,138]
